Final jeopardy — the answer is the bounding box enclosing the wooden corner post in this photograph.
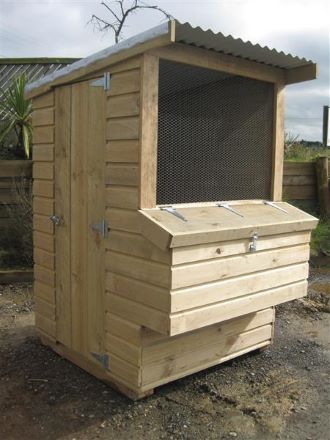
[316,156,330,219]
[271,83,285,201]
[139,53,159,209]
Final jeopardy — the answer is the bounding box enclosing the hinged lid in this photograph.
[139,202,318,250]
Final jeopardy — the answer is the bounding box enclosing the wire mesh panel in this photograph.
[157,60,274,205]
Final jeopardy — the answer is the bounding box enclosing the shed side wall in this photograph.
[104,55,172,341]
[32,91,56,340]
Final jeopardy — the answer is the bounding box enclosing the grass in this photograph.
[284,143,330,162]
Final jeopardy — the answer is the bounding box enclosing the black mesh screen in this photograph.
[157,60,274,205]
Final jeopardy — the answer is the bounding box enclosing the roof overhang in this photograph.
[25,20,317,99]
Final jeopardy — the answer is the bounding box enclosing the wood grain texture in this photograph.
[139,53,159,209]
[55,85,72,347]
[105,140,139,163]
[271,83,285,201]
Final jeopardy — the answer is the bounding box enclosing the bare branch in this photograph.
[89,0,173,44]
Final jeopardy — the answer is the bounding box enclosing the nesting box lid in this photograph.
[139,202,318,250]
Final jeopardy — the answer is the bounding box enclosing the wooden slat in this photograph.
[105,292,169,335]
[106,230,171,264]
[34,280,55,304]
[34,247,55,270]
[106,271,170,312]
[35,297,56,320]
[171,244,310,289]
[0,160,32,177]
[271,83,285,201]
[33,144,54,162]
[32,108,54,126]
[171,262,308,312]
[106,116,139,140]
[70,81,88,353]
[285,63,318,85]
[172,231,311,265]
[33,197,54,216]
[33,180,54,197]
[32,92,54,109]
[142,325,272,387]
[106,186,139,209]
[139,53,159,209]
[55,85,72,348]
[33,231,54,253]
[105,164,139,186]
[143,308,273,359]
[86,81,106,363]
[107,92,140,118]
[33,162,54,180]
[105,140,139,163]
[105,333,141,366]
[283,162,315,175]
[106,251,171,288]
[283,185,316,200]
[105,207,140,233]
[35,312,56,338]
[33,214,53,234]
[169,281,307,335]
[34,264,55,287]
[105,312,142,346]
[283,175,315,186]
[107,69,140,96]
[33,126,54,144]
[151,43,285,84]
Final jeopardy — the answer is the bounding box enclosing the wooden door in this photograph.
[54,79,106,363]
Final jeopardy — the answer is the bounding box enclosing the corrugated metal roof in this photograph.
[175,22,312,69]
[0,58,78,119]
[26,20,316,98]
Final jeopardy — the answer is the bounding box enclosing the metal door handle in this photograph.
[50,215,61,226]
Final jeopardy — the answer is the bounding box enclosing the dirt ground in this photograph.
[0,268,329,440]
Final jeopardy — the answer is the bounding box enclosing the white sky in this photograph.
[1,0,329,141]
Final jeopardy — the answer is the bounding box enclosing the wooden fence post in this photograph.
[315,156,330,219]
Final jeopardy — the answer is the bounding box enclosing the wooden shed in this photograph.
[26,21,318,399]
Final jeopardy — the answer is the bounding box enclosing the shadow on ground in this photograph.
[0,268,329,440]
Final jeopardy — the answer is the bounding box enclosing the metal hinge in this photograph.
[217,203,244,218]
[90,219,108,238]
[263,200,288,214]
[91,352,110,370]
[90,72,111,90]
[161,206,187,222]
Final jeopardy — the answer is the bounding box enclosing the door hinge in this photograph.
[91,352,110,370]
[90,219,109,238]
[90,72,111,90]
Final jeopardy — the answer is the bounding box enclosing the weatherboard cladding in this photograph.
[25,20,314,97]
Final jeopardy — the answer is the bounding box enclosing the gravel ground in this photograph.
[0,268,329,440]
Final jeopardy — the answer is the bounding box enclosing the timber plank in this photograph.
[33,144,54,162]
[107,69,140,96]
[33,214,53,234]
[33,126,54,144]
[32,92,54,109]
[55,85,72,348]
[107,93,140,118]
[106,116,140,140]
[105,164,139,186]
[105,140,139,163]
[32,108,54,126]
[33,197,54,216]
[33,162,54,180]
[106,186,139,209]
[33,231,54,253]
[34,247,55,270]
[33,180,54,198]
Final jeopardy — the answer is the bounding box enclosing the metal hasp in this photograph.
[90,72,111,90]
[49,215,61,226]
[91,352,109,370]
[263,200,288,214]
[249,232,258,252]
[90,219,108,238]
[161,206,187,222]
[216,203,244,218]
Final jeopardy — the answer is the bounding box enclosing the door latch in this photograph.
[90,219,108,238]
[249,233,258,252]
[49,215,61,226]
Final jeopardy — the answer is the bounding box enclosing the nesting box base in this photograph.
[37,307,274,400]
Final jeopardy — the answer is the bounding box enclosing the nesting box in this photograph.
[27,21,318,399]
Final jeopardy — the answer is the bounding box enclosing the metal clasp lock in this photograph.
[249,233,258,252]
